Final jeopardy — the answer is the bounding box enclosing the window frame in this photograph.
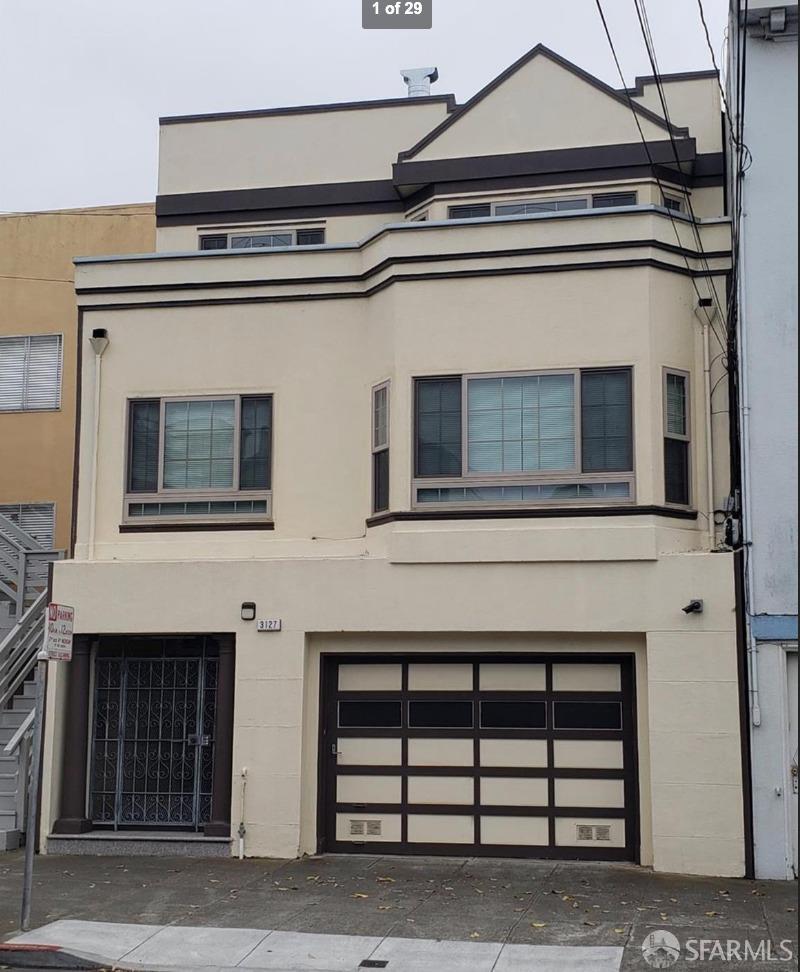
[412,367,636,510]
[0,333,63,413]
[122,393,273,525]
[199,226,325,250]
[662,367,692,508]
[371,380,390,514]
[447,192,639,221]
[662,193,685,213]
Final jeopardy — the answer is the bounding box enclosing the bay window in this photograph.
[413,368,634,507]
[124,395,272,524]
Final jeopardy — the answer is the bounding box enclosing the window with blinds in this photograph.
[0,503,56,547]
[663,370,691,506]
[199,228,325,250]
[372,382,390,513]
[0,334,63,411]
[125,395,273,523]
[413,368,634,508]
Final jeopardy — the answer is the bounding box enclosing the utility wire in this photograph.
[593,0,729,357]
[0,273,73,283]
[630,0,729,340]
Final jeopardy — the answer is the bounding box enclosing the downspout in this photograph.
[737,221,761,727]
[87,329,109,563]
[696,299,718,550]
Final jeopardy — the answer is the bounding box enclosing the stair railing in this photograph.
[0,590,48,711]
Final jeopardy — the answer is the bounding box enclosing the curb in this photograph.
[0,942,106,970]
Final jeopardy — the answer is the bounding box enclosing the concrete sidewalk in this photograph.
[0,852,797,970]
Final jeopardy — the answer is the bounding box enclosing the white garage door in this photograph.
[320,655,639,860]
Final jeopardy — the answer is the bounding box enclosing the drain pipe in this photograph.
[695,298,718,551]
[87,329,109,562]
[238,767,248,860]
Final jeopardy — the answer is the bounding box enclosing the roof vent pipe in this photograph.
[401,67,439,97]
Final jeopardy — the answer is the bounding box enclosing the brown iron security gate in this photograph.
[319,653,639,860]
[89,638,218,829]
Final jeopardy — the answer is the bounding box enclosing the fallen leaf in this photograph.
[531,922,548,928]
[705,911,720,917]
[470,932,480,939]
[352,893,369,899]
[378,906,391,911]
[377,876,396,883]
[615,928,625,934]
[584,921,597,927]
[562,895,573,902]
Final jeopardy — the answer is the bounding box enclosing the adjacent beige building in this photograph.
[43,47,746,876]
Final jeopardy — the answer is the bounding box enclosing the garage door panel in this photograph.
[336,813,402,842]
[554,778,626,809]
[408,738,474,766]
[408,814,475,843]
[479,663,546,691]
[553,739,625,769]
[338,664,402,691]
[336,775,402,805]
[481,815,549,846]
[408,662,473,690]
[408,776,474,804]
[481,777,548,806]
[324,656,637,861]
[552,663,621,692]
[337,737,402,766]
[554,817,626,848]
[480,738,548,768]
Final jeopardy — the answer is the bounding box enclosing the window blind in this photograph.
[0,334,62,411]
[128,400,160,493]
[0,503,56,547]
[581,369,633,472]
[467,374,575,473]
[415,378,462,477]
[163,399,235,490]
[239,396,272,490]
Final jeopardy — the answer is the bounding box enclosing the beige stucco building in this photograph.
[43,47,747,877]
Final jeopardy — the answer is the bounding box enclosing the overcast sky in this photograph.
[0,0,728,212]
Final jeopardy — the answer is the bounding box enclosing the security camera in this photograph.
[682,599,704,615]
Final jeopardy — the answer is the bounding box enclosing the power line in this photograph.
[0,273,73,283]
[0,208,152,219]
[593,0,730,357]
[630,0,729,341]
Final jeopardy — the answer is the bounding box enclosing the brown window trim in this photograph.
[366,505,697,527]
[119,521,275,533]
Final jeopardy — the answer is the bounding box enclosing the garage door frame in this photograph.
[317,652,640,861]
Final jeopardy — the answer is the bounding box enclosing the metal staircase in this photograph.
[0,513,62,851]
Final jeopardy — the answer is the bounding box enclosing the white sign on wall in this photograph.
[44,603,75,661]
[256,618,282,632]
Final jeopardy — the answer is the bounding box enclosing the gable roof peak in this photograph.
[398,42,689,162]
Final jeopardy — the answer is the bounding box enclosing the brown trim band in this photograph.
[155,144,722,226]
[156,179,401,219]
[393,140,700,190]
[119,521,275,533]
[366,505,698,526]
[159,94,458,126]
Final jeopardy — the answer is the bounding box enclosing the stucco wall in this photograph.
[0,206,154,551]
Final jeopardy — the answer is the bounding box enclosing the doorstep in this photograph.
[46,831,231,858]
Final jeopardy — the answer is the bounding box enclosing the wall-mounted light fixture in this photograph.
[241,602,256,622]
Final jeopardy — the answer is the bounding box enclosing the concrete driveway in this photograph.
[1,851,797,969]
